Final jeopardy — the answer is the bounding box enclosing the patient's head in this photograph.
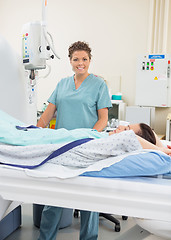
[132,123,156,145]
[112,123,156,145]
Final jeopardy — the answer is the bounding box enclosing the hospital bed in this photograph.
[0,109,171,238]
[0,166,171,223]
[0,145,171,239]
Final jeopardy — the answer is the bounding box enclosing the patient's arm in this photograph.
[137,135,171,156]
[153,131,164,147]
[37,103,56,128]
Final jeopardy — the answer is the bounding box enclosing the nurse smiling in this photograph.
[70,51,90,83]
[37,41,112,240]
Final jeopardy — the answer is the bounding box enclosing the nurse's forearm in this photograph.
[93,108,108,131]
[37,103,56,128]
[93,119,108,132]
[37,114,49,128]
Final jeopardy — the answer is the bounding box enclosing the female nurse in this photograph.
[37,41,112,240]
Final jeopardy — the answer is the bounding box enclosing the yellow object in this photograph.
[167,113,171,120]
[157,134,165,140]
[154,76,158,80]
[49,119,56,129]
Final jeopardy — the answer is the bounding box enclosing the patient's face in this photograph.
[129,124,140,134]
[112,124,140,134]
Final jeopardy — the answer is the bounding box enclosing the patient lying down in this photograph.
[48,124,171,168]
[109,123,170,154]
[0,123,170,169]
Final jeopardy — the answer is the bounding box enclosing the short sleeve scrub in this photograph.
[48,74,112,130]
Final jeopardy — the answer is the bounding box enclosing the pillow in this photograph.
[81,151,171,178]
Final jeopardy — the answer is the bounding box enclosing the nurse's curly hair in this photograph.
[68,41,92,60]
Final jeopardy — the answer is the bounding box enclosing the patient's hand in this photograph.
[109,130,116,136]
[159,147,171,156]
[108,127,129,135]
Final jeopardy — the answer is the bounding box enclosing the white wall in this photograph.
[1,0,170,134]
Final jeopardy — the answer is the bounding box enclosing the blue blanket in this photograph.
[0,110,108,145]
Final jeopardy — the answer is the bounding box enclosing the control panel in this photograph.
[135,54,171,107]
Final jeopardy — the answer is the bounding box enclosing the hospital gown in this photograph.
[0,130,142,169]
[50,130,142,168]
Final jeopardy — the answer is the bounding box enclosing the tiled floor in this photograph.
[5,204,166,240]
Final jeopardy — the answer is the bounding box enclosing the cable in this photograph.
[43,27,60,59]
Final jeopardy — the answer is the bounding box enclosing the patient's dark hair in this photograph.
[137,123,156,145]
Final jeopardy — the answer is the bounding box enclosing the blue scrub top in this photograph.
[48,74,112,130]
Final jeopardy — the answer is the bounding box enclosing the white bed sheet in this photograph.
[0,166,171,222]
[0,196,11,220]
[0,196,20,221]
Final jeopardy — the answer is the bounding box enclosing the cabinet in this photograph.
[108,100,126,121]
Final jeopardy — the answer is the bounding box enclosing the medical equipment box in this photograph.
[0,205,21,240]
[22,22,46,70]
[135,54,171,107]
[126,106,155,129]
